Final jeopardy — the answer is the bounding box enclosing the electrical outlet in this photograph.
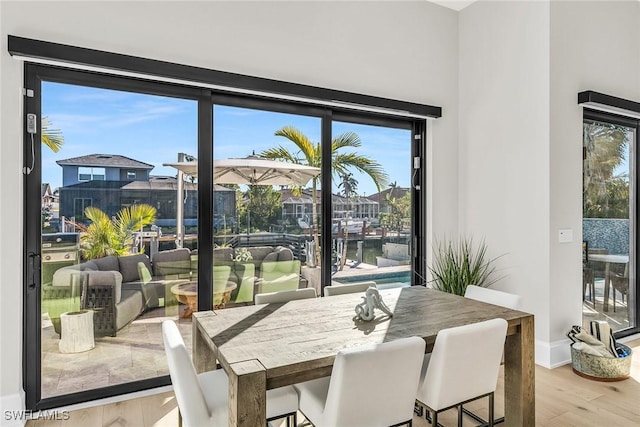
[27,113,37,134]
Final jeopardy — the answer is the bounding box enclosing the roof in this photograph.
[41,183,52,199]
[279,188,378,206]
[367,187,410,203]
[56,154,154,169]
[123,176,232,192]
[59,176,232,192]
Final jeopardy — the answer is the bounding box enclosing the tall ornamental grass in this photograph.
[429,236,501,296]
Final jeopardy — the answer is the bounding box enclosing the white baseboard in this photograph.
[535,338,572,369]
[0,390,26,427]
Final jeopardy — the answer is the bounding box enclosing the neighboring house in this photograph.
[41,183,54,205]
[280,188,379,226]
[367,187,410,215]
[56,154,235,224]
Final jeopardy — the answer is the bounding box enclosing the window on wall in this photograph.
[73,198,92,218]
[78,167,105,181]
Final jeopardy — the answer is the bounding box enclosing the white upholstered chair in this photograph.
[324,281,376,296]
[162,320,298,427]
[415,318,508,427]
[464,285,522,310]
[294,336,426,427]
[254,287,317,304]
[462,285,521,425]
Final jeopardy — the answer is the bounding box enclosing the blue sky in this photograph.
[42,82,411,195]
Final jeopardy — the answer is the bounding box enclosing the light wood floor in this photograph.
[28,339,640,427]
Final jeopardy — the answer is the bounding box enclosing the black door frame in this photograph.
[583,108,640,338]
[23,64,207,410]
[24,63,430,410]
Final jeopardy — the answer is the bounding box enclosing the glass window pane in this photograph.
[331,121,412,286]
[213,105,321,300]
[583,118,635,333]
[40,81,197,398]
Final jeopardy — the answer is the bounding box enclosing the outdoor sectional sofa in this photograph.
[211,245,304,297]
[44,254,161,336]
[42,245,305,336]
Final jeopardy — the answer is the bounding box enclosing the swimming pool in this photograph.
[333,271,412,289]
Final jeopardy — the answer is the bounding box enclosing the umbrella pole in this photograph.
[176,152,186,249]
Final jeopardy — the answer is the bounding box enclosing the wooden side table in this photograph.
[171,281,237,318]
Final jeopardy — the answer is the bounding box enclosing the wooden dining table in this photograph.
[192,286,535,426]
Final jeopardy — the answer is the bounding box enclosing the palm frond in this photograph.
[273,126,319,165]
[331,131,361,150]
[41,117,64,153]
[333,152,389,191]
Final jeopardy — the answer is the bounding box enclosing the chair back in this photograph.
[417,318,508,411]
[464,285,522,310]
[324,281,376,296]
[162,320,211,427]
[322,336,425,427]
[255,287,317,304]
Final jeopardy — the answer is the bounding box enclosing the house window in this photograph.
[127,170,136,179]
[73,198,92,218]
[78,167,106,181]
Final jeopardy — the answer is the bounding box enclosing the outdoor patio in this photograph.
[582,277,630,333]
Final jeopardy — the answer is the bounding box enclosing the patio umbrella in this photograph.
[164,154,320,245]
[165,155,320,186]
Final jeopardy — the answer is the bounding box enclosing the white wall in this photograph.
[459,0,551,360]
[0,0,460,418]
[459,0,640,368]
[549,0,640,364]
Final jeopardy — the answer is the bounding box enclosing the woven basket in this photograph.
[571,343,632,382]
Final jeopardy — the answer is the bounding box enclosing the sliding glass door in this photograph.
[582,110,638,336]
[330,118,413,286]
[25,64,427,410]
[26,66,202,408]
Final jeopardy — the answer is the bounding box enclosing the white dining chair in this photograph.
[255,287,317,304]
[324,281,376,296]
[161,320,298,427]
[462,285,521,425]
[464,285,522,310]
[294,336,426,427]
[415,318,508,427]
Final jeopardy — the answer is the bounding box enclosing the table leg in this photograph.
[504,315,535,427]
[603,262,611,312]
[228,360,266,427]
[192,315,217,373]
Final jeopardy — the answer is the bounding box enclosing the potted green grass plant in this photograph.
[429,236,502,296]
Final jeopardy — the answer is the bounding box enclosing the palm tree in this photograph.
[41,116,64,153]
[338,173,358,270]
[77,204,157,260]
[261,126,388,265]
[583,120,631,218]
[388,181,398,199]
[338,173,358,200]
